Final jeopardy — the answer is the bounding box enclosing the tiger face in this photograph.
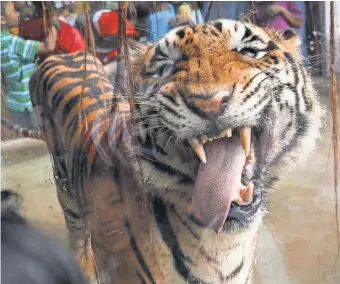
[128,20,323,233]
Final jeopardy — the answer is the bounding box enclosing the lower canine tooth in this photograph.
[239,127,251,157]
[241,182,254,202]
[188,138,207,163]
[234,182,254,206]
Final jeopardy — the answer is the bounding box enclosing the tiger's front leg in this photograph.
[55,177,98,283]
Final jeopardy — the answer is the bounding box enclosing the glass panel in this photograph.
[1,2,339,284]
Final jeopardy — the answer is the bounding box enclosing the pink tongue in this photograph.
[192,136,246,233]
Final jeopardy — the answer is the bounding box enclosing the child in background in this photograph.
[19,2,85,64]
[1,1,57,128]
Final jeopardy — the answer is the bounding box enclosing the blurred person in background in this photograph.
[203,1,250,22]
[58,3,78,26]
[1,1,57,128]
[169,2,204,29]
[76,7,138,64]
[254,2,308,63]
[13,1,36,22]
[19,1,85,64]
[1,190,88,284]
[254,1,303,31]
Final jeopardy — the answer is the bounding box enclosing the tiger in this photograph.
[1,19,324,284]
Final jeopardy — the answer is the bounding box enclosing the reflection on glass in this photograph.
[1,2,339,284]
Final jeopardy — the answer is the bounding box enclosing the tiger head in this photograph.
[126,20,324,233]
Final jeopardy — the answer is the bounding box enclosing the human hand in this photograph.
[45,26,57,51]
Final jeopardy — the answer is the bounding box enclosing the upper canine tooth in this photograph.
[226,128,232,138]
[188,139,207,163]
[239,127,251,157]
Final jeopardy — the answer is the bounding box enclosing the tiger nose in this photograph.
[186,90,231,116]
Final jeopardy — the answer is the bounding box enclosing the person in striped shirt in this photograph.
[1,1,57,128]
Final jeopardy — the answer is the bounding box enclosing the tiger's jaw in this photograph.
[187,126,267,233]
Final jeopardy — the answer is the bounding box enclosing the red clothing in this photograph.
[57,20,85,53]
[94,11,137,63]
[20,18,85,62]
[97,11,138,37]
[103,49,118,63]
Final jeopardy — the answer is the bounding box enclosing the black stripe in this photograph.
[136,271,147,284]
[52,79,109,112]
[186,276,211,284]
[269,55,279,65]
[286,56,308,111]
[242,26,253,42]
[153,198,211,284]
[270,85,309,166]
[171,206,200,240]
[284,53,309,115]
[142,67,158,77]
[46,69,104,98]
[241,76,269,105]
[264,41,278,52]
[244,267,252,283]
[73,139,87,208]
[63,101,106,144]
[142,131,155,151]
[179,94,220,122]
[225,258,244,281]
[153,198,191,274]
[242,72,264,92]
[214,21,223,33]
[154,44,168,59]
[300,68,312,111]
[251,90,272,111]
[173,65,188,74]
[236,41,278,55]
[284,53,299,85]
[154,141,167,156]
[282,29,296,40]
[159,101,184,119]
[244,35,263,44]
[160,116,180,129]
[163,94,179,106]
[140,155,194,183]
[176,29,185,39]
[125,220,156,284]
[184,92,220,100]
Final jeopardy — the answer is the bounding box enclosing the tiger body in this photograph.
[4,19,324,284]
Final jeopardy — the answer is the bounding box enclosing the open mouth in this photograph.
[188,127,264,233]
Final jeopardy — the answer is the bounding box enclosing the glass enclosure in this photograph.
[1,1,339,284]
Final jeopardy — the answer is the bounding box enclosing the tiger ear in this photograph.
[127,40,152,77]
[280,29,301,55]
